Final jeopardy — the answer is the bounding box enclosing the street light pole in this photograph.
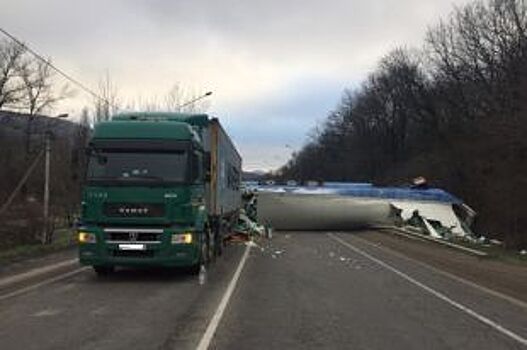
[176,91,213,111]
[42,132,51,243]
[42,113,68,244]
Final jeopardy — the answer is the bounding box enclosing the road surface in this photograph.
[0,231,526,350]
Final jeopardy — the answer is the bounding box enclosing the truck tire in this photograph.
[215,231,223,256]
[212,220,223,257]
[94,266,114,276]
[190,235,210,275]
[209,227,217,262]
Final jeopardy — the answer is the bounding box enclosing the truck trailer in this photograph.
[78,112,242,275]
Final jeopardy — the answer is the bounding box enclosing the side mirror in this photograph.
[72,147,91,182]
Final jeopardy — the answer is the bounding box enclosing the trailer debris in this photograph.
[251,181,477,241]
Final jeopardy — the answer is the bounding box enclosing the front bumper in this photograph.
[78,226,200,268]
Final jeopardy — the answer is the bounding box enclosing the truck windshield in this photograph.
[87,150,188,183]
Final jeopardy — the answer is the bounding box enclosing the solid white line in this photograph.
[0,258,78,288]
[0,267,89,301]
[195,244,251,350]
[328,233,527,347]
[353,233,527,310]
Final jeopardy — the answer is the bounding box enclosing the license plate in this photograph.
[118,244,146,251]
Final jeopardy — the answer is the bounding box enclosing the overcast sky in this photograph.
[1,0,470,171]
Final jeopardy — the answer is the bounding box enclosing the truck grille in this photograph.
[103,228,163,243]
[104,203,165,217]
[106,231,161,242]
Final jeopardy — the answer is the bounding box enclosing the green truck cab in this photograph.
[78,112,242,275]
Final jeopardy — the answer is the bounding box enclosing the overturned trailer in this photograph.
[257,190,395,230]
[255,183,476,238]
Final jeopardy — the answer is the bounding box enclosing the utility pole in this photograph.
[42,131,51,244]
[41,113,69,244]
[0,149,45,216]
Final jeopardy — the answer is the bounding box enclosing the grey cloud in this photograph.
[128,0,469,60]
[0,0,473,170]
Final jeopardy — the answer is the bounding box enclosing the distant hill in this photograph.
[0,110,88,204]
[242,170,268,181]
[0,110,78,138]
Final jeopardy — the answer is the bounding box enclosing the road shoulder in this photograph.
[357,230,527,305]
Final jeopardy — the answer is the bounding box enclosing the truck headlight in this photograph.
[171,233,193,244]
[78,232,97,244]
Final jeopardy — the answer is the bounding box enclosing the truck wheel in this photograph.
[189,263,201,275]
[94,266,114,276]
[190,238,209,275]
[201,236,210,266]
[209,228,217,262]
[215,232,223,256]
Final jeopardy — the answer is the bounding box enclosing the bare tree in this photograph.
[280,0,527,248]
[12,56,72,162]
[164,83,185,111]
[126,83,211,113]
[0,39,25,109]
[163,83,211,113]
[94,71,119,122]
[18,58,70,115]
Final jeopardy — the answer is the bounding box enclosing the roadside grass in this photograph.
[0,228,77,264]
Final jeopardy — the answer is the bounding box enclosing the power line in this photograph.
[0,26,116,109]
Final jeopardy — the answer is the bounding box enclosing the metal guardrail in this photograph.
[377,226,489,257]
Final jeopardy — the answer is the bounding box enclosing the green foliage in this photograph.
[0,228,75,264]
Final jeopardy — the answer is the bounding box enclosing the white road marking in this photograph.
[33,308,61,317]
[0,258,78,288]
[328,233,527,347]
[0,267,89,301]
[195,244,251,350]
[91,306,108,316]
[354,233,527,310]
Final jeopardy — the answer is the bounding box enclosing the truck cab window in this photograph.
[88,150,188,184]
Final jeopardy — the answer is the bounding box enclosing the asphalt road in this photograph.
[0,244,246,350]
[1,232,526,350]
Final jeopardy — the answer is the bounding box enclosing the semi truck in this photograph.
[77,112,242,275]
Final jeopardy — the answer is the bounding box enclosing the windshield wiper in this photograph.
[88,175,163,181]
[127,175,164,181]
[88,176,119,180]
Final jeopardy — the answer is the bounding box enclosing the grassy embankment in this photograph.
[451,237,527,265]
[0,228,77,264]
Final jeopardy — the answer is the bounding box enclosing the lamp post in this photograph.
[42,113,69,244]
[176,91,213,111]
